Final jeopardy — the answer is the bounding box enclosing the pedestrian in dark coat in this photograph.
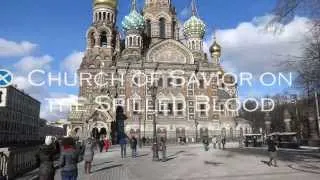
[36,136,57,180]
[59,137,79,180]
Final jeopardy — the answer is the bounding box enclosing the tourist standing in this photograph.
[222,137,226,150]
[212,136,217,149]
[159,137,167,162]
[60,137,79,180]
[36,136,57,180]
[120,138,127,158]
[84,137,96,174]
[217,136,222,149]
[267,136,278,167]
[130,136,138,158]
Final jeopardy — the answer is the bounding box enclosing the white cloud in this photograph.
[204,15,310,75]
[40,93,79,121]
[61,51,84,73]
[14,55,53,73]
[0,38,37,57]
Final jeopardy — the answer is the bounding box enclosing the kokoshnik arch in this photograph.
[68,0,252,143]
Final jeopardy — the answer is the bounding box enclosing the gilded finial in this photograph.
[191,0,198,16]
[131,0,137,12]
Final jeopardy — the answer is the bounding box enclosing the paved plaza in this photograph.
[19,144,320,180]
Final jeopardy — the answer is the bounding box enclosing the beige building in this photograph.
[68,0,252,142]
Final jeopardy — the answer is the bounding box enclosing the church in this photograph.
[68,0,252,143]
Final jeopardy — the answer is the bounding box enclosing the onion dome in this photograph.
[210,37,222,57]
[94,0,118,9]
[122,0,145,31]
[183,0,206,38]
[183,16,206,38]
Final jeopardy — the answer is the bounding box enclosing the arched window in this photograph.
[137,37,141,47]
[100,31,107,47]
[146,19,151,37]
[159,18,166,39]
[172,20,176,38]
[107,13,110,22]
[90,32,95,48]
[103,12,106,20]
[133,36,137,46]
[158,78,163,87]
[129,37,133,47]
[99,12,102,21]
[192,41,195,50]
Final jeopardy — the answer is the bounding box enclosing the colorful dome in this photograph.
[183,15,206,38]
[122,9,145,31]
[94,0,117,9]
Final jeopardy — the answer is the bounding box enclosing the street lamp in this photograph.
[150,83,159,161]
[195,120,199,143]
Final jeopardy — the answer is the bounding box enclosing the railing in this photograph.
[0,146,39,180]
[0,151,8,179]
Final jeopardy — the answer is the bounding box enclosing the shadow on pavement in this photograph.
[204,161,223,166]
[92,164,123,173]
[92,161,113,167]
[162,156,177,162]
[136,153,149,157]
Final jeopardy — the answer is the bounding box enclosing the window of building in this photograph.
[158,78,163,87]
[159,18,166,39]
[100,31,107,47]
[176,79,182,87]
[133,77,139,87]
[168,103,173,115]
[167,78,173,87]
[199,79,204,89]
[158,103,165,115]
[177,103,183,115]
[200,104,206,116]
[146,19,151,37]
[133,102,139,114]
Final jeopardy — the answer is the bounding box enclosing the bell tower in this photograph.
[143,0,179,44]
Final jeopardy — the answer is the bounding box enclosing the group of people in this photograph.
[119,136,138,158]
[210,136,227,150]
[97,136,112,153]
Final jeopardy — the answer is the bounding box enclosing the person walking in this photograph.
[159,137,167,162]
[36,136,57,180]
[84,137,96,174]
[212,136,217,149]
[267,136,278,167]
[222,137,226,150]
[98,137,104,153]
[59,137,79,180]
[130,136,138,158]
[217,136,222,149]
[203,138,209,151]
[104,137,111,152]
[119,138,127,158]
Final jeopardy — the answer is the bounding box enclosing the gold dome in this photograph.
[210,40,221,57]
[94,0,117,9]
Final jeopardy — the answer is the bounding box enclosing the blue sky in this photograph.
[0,0,309,120]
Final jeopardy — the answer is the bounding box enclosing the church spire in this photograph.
[131,0,137,12]
[191,0,198,16]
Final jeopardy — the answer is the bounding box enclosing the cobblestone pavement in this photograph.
[20,144,320,180]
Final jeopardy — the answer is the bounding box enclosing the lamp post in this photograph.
[151,83,159,161]
[195,120,199,143]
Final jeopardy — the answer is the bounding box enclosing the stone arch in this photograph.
[146,39,194,64]
[155,12,172,23]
